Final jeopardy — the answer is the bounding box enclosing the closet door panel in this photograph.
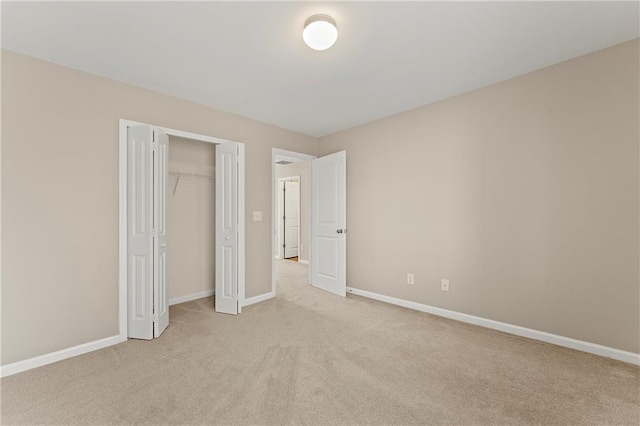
[127,125,154,339]
[215,142,239,314]
[153,128,169,337]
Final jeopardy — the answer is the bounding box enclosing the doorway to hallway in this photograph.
[271,148,347,298]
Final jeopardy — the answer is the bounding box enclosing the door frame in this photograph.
[276,175,301,259]
[272,149,316,295]
[119,119,245,341]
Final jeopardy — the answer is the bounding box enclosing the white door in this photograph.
[311,151,346,297]
[215,142,239,314]
[284,180,300,259]
[153,128,169,337]
[127,126,154,339]
[127,126,169,339]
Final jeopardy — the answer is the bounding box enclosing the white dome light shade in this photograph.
[303,15,338,51]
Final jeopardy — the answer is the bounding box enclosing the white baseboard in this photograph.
[243,291,275,307]
[298,259,309,265]
[346,287,640,366]
[169,290,215,306]
[0,335,122,378]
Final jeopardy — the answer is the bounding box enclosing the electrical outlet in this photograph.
[407,273,414,285]
[253,211,262,221]
[441,279,450,292]
[300,245,304,252]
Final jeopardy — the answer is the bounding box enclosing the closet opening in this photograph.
[119,119,245,342]
[167,137,216,307]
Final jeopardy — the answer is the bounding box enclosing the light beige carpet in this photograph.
[1,260,638,425]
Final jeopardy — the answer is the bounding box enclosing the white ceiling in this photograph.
[2,1,638,137]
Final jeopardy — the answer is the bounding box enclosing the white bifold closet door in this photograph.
[215,142,240,315]
[311,151,347,297]
[127,125,169,339]
[153,129,169,337]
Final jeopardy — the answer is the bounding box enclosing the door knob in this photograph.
[336,229,343,234]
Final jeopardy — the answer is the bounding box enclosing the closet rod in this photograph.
[168,171,214,179]
[169,171,214,198]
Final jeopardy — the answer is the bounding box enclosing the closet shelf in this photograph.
[169,171,215,197]
[169,171,214,180]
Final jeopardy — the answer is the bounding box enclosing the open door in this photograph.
[153,128,169,337]
[127,125,169,339]
[311,151,346,297]
[127,126,154,339]
[284,180,300,259]
[215,142,239,314]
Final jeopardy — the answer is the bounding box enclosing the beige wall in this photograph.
[276,161,311,262]
[1,50,317,365]
[2,39,638,366]
[320,40,640,353]
[167,136,216,301]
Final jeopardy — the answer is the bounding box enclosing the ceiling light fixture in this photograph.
[303,15,338,51]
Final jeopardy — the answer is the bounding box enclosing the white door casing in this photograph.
[284,180,300,258]
[311,151,347,297]
[127,125,154,339]
[215,142,239,314]
[153,128,169,337]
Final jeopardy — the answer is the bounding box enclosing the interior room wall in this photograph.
[1,50,318,365]
[319,39,640,353]
[276,161,311,262]
[167,136,216,301]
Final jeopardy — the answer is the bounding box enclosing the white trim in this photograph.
[298,259,309,265]
[119,119,246,339]
[118,121,128,341]
[346,287,640,366]
[272,148,316,296]
[160,127,230,145]
[237,143,246,313]
[242,291,275,307]
[169,290,215,306]
[273,148,317,163]
[0,335,122,378]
